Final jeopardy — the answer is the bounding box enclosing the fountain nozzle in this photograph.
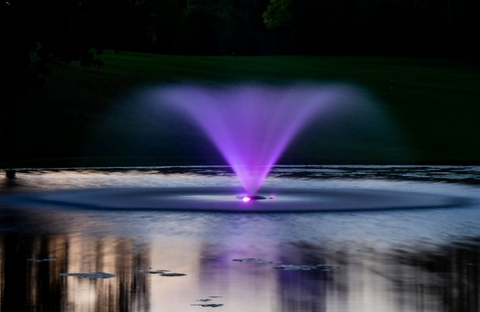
[237,195,269,202]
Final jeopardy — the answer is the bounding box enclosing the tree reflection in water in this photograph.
[388,237,480,312]
[269,238,480,312]
[0,213,150,311]
[2,206,480,311]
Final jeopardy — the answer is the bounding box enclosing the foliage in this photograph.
[262,0,292,30]
[149,0,183,53]
[261,0,480,57]
[3,50,478,166]
[0,0,105,102]
[182,4,219,55]
[2,0,478,79]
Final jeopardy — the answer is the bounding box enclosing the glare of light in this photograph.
[242,197,251,202]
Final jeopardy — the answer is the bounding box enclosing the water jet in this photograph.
[0,83,429,213]
[155,82,401,197]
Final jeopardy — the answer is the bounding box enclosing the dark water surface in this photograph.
[1,166,480,311]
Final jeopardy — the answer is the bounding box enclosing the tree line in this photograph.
[264,0,479,58]
[0,0,478,163]
[2,0,479,57]
[1,0,478,100]
[108,0,480,58]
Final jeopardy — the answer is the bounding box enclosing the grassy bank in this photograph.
[3,51,480,167]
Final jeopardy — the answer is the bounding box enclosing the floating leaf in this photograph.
[58,272,115,279]
[232,258,278,264]
[273,264,336,271]
[159,272,186,277]
[201,256,217,260]
[191,303,224,308]
[27,258,57,262]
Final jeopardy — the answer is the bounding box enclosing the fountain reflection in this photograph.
[2,213,480,311]
[1,163,480,312]
[274,242,331,312]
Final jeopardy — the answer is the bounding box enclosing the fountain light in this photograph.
[236,195,268,202]
[154,82,402,197]
[158,83,341,195]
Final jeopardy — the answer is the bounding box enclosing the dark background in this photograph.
[1,0,479,167]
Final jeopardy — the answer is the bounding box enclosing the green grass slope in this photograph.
[4,51,480,167]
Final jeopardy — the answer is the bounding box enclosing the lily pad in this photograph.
[191,303,224,308]
[159,272,187,277]
[273,264,336,271]
[27,258,57,262]
[58,272,115,279]
[232,258,278,264]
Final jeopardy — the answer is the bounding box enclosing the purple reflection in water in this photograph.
[157,83,364,195]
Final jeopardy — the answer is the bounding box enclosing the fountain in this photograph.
[1,68,478,311]
[155,82,400,197]
[0,82,469,212]
[156,83,337,196]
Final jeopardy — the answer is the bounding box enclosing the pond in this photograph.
[1,165,480,311]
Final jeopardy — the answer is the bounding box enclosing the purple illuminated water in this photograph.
[158,83,362,195]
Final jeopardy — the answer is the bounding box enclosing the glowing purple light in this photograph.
[157,83,364,195]
[242,197,251,203]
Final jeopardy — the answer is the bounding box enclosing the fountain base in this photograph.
[236,195,268,202]
[0,187,469,212]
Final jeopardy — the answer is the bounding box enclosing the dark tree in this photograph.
[180,3,219,55]
[263,0,340,54]
[171,0,269,55]
[0,0,103,99]
[0,0,106,162]
[150,0,184,54]
[262,0,480,57]
[218,0,269,55]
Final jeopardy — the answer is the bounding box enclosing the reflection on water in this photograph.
[0,230,150,311]
[388,238,480,312]
[0,166,480,311]
[2,228,480,311]
[2,165,480,195]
